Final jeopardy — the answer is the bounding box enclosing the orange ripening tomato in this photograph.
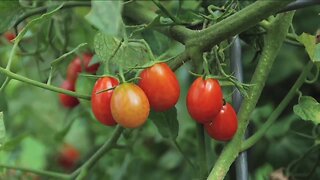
[111,83,150,128]
[186,77,223,124]
[204,103,238,141]
[91,77,119,126]
[59,80,79,108]
[138,63,180,112]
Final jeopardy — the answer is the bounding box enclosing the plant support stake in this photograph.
[231,36,248,180]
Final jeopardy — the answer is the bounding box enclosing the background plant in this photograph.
[0,0,319,180]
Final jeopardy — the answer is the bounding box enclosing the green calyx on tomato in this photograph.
[138,62,180,112]
[186,77,223,124]
[110,83,150,128]
[91,76,119,126]
[204,103,238,141]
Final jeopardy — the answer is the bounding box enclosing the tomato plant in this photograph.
[138,63,180,112]
[0,1,319,180]
[4,32,15,42]
[91,77,119,126]
[59,80,79,108]
[110,83,150,128]
[186,77,223,124]
[66,53,99,84]
[204,103,238,141]
[57,144,80,170]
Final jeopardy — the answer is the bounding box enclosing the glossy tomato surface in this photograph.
[91,77,119,126]
[204,103,238,141]
[186,77,223,123]
[138,63,180,112]
[111,83,150,128]
[57,144,80,170]
[66,53,99,83]
[59,80,79,108]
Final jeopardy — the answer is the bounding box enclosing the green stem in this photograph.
[151,0,181,23]
[14,1,91,28]
[0,67,91,100]
[72,126,124,179]
[0,164,70,179]
[188,0,293,52]
[207,12,295,180]
[241,61,313,151]
[123,2,193,44]
[197,123,208,178]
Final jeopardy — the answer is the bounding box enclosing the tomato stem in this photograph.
[240,61,314,151]
[118,67,126,83]
[0,67,91,100]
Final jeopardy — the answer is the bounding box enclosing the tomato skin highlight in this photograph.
[111,83,150,128]
[91,77,119,126]
[66,53,99,83]
[138,63,180,112]
[59,80,79,108]
[186,77,223,123]
[204,103,238,141]
[57,144,80,170]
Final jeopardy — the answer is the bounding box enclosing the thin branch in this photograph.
[0,67,91,100]
[0,164,71,179]
[241,61,314,151]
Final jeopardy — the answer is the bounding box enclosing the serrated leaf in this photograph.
[0,112,5,148]
[0,1,23,33]
[296,33,319,66]
[94,32,149,69]
[293,96,320,124]
[149,107,179,140]
[85,1,124,37]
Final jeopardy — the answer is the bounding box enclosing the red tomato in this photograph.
[4,32,15,42]
[66,53,99,83]
[204,103,238,141]
[186,77,223,123]
[57,144,80,170]
[59,80,79,108]
[111,83,150,128]
[91,77,119,126]
[138,63,180,112]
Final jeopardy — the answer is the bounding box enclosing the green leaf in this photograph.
[293,96,320,124]
[149,107,179,140]
[85,1,124,37]
[314,44,320,66]
[0,112,5,148]
[94,32,149,69]
[0,1,23,33]
[14,4,63,44]
[0,134,28,151]
[296,33,319,66]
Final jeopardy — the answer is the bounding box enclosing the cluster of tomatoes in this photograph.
[59,54,238,141]
[91,62,180,128]
[187,77,238,141]
[59,53,99,108]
